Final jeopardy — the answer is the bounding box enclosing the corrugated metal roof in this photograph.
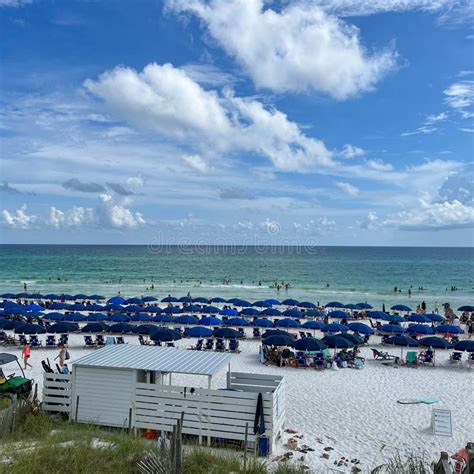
[72,345,232,376]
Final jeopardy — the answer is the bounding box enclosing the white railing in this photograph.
[42,373,72,413]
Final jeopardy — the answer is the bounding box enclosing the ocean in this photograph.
[0,245,472,309]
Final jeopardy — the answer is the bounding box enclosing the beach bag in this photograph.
[341,361,348,369]
[331,361,339,371]
[65,350,70,360]
[354,359,364,370]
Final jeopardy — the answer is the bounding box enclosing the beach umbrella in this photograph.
[63,313,87,322]
[407,324,434,336]
[142,296,158,303]
[367,311,389,319]
[104,303,124,312]
[294,337,327,351]
[111,314,130,323]
[383,314,405,323]
[43,312,65,321]
[253,300,272,308]
[125,297,143,305]
[275,318,299,328]
[28,293,42,299]
[24,304,44,311]
[282,299,299,306]
[48,302,69,310]
[15,323,46,335]
[435,324,464,335]
[219,308,238,316]
[282,309,302,318]
[184,326,213,338]
[348,322,374,335]
[175,315,199,325]
[44,294,60,300]
[338,333,365,345]
[237,300,253,307]
[385,335,419,359]
[406,314,431,323]
[304,309,325,318]
[0,301,19,308]
[125,305,143,313]
[150,328,181,342]
[227,317,249,327]
[184,305,202,313]
[87,303,105,311]
[86,313,108,321]
[379,324,406,334]
[322,323,349,333]
[3,307,27,316]
[161,296,179,303]
[454,340,474,352]
[47,322,79,334]
[298,301,316,309]
[201,316,223,326]
[325,301,344,308]
[419,337,453,350]
[69,303,87,311]
[328,310,351,319]
[252,318,274,328]
[16,293,31,298]
[109,323,136,334]
[142,306,162,313]
[88,294,105,300]
[240,307,260,316]
[201,306,220,314]
[263,334,294,346]
[0,293,16,298]
[61,294,75,300]
[226,298,242,305]
[0,319,24,330]
[302,320,325,330]
[213,327,242,339]
[108,296,125,305]
[162,306,181,314]
[391,304,412,312]
[262,329,289,338]
[264,299,281,306]
[153,314,174,323]
[458,305,474,312]
[129,313,152,322]
[322,335,354,349]
[425,313,445,322]
[210,297,226,303]
[73,294,89,300]
[344,304,359,310]
[82,322,110,333]
[356,303,373,309]
[179,296,193,303]
[193,297,210,304]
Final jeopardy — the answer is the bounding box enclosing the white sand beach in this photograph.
[2,328,473,473]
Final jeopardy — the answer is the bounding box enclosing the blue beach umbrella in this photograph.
[0,293,16,298]
[322,335,354,349]
[73,294,89,300]
[24,304,44,311]
[161,296,179,303]
[298,301,316,309]
[29,293,44,299]
[129,313,152,322]
[282,299,299,306]
[435,324,464,335]
[132,324,158,335]
[260,308,282,317]
[82,322,110,333]
[275,318,299,328]
[125,298,143,305]
[425,313,445,322]
[108,296,125,305]
[356,303,373,309]
[201,316,223,326]
[185,305,203,313]
[150,328,181,342]
[264,299,281,306]
[294,337,327,351]
[240,307,260,316]
[86,313,108,321]
[344,304,359,310]
[143,306,162,313]
[253,300,272,308]
[348,322,374,335]
[328,310,351,319]
[201,306,220,314]
[87,304,105,311]
[262,329,289,338]
[162,306,181,314]
[142,296,158,303]
[175,315,199,325]
[385,335,419,347]
[193,297,210,304]
[227,317,249,327]
[104,303,124,312]
[179,296,193,303]
[304,309,325,317]
[338,332,365,345]
[153,314,174,323]
[3,307,27,316]
[210,297,226,303]
[63,313,87,322]
[184,326,213,338]
[406,314,431,323]
[236,300,253,307]
[367,311,389,319]
[69,303,87,311]
[383,314,405,323]
[391,304,412,312]
[454,340,474,352]
[379,324,406,334]
[263,334,294,346]
[213,327,242,339]
[302,320,325,330]
[282,309,302,318]
[16,293,31,298]
[88,295,105,300]
[15,323,46,335]
[111,314,130,323]
[407,324,435,336]
[48,302,69,310]
[419,337,453,349]
[322,323,349,333]
[43,312,65,321]
[219,308,238,316]
[47,322,79,334]
[325,301,344,308]
[125,305,143,313]
[458,305,474,312]
[109,323,136,334]
[252,318,274,328]
[0,319,24,330]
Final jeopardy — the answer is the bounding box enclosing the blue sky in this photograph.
[0,0,473,246]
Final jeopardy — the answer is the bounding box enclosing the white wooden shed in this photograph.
[46,345,286,452]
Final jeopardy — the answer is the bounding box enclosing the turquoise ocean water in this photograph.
[0,245,472,309]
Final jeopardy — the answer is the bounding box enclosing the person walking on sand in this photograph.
[55,344,67,370]
[22,343,32,369]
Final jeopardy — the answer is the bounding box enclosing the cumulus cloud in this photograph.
[336,181,360,196]
[47,206,95,229]
[97,193,146,229]
[182,154,209,173]
[339,144,364,159]
[443,80,474,118]
[219,187,255,200]
[425,112,448,123]
[166,0,397,100]
[62,178,106,193]
[437,173,473,205]
[1,205,36,229]
[106,182,134,196]
[126,175,145,188]
[360,211,378,230]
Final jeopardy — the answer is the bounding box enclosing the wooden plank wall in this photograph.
[42,373,72,413]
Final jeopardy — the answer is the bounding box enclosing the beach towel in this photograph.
[397,398,439,405]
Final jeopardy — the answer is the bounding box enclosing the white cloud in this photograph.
[401,125,438,136]
[0,0,31,6]
[425,112,448,123]
[340,144,364,159]
[47,206,95,228]
[360,211,378,230]
[126,175,145,188]
[460,127,474,132]
[1,205,36,229]
[182,154,209,173]
[97,193,146,229]
[167,0,397,100]
[366,159,393,171]
[336,181,360,196]
[443,80,474,118]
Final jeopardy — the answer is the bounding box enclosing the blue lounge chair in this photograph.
[84,336,95,348]
[296,351,307,368]
[106,336,116,345]
[418,349,434,366]
[299,332,306,339]
[237,328,245,338]
[95,335,105,346]
[229,339,240,353]
[252,328,261,338]
[166,342,175,347]
[306,332,312,338]
[205,339,214,350]
[313,352,325,370]
[215,339,225,351]
[450,351,462,363]
[29,335,42,347]
[116,336,125,344]
[46,335,56,347]
[59,335,69,346]
[18,335,28,346]
[154,340,162,346]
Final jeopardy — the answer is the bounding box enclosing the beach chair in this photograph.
[95,335,105,347]
[18,335,28,346]
[138,335,147,345]
[189,339,203,350]
[299,331,306,339]
[418,349,434,366]
[405,351,418,367]
[228,339,240,353]
[106,336,116,345]
[306,332,312,338]
[252,328,261,338]
[313,353,325,370]
[469,352,474,367]
[41,360,54,374]
[29,335,42,347]
[449,351,462,363]
[59,335,69,346]
[166,342,175,348]
[205,339,214,351]
[296,352,307,368]
[154,340,162,346]
[84,336,95,348]
[372,348,396,361]
[46,335,56,347]
[237,328,245,338]
[116,336,125,344]
[215,339,225,352]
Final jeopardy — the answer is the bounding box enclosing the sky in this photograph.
[0,0,473,246]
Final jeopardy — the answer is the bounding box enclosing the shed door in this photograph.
[73,366,134,428]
